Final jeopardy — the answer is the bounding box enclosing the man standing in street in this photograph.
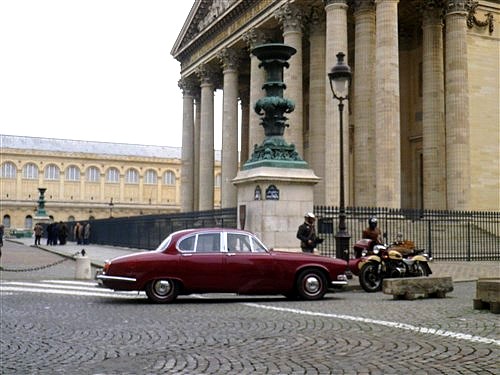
[34,223,43,246]
[296,212,321,253]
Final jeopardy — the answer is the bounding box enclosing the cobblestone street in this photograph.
[1,241,498,374]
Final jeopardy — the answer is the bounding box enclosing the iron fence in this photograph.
[68,208,237,250]
[314,206,500,261]
[63,206,499,261]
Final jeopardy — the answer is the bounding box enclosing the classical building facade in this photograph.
[172,0,499,212]
[0,135,221,229]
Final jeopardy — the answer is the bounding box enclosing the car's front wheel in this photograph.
[145,279,178,303]
[296,269,326,300]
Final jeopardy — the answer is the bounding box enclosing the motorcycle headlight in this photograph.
[373,248,379,255]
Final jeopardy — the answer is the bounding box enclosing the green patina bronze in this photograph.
[243,43,308,170]
[36,188,48,216]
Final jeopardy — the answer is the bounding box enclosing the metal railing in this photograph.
[62,206,499,260]
[314,206,500,261]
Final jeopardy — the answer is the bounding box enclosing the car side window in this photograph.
[227,233,252,252]
[178,235,195,252]
[196,233,220,253]
[251,237,267,252]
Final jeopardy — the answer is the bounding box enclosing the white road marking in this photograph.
[243,303,500,347]
[0,280,145,299]
[3,283,498,347]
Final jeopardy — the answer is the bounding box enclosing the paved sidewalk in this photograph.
[6,237,500,283]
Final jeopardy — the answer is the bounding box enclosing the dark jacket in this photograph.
[296,221,317,252]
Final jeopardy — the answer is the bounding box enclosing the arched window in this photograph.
[1,162,16,179]
[125,169,139,184]
[66,166,80,181]
[86,166,100,182]
[144,169,157,184]
[163,170,176,185]
[106,167,120,183]
[25,215,33,229]
[23,163,39,179]
[3,215,11,228]
[68,215,75,222]
[44,164,60,180]
[215,173,222,188]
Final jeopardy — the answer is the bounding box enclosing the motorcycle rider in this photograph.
[362,217,382,245]
[297,212,321,253]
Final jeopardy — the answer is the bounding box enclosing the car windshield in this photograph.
[154,234,172,252]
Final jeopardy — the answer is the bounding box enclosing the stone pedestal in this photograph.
[233,166,319,251]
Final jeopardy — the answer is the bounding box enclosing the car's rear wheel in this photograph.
[145,279,178,303]
[296,269,326,300]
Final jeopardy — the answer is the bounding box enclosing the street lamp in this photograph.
[109,198,114,218]
[328,52,352,260]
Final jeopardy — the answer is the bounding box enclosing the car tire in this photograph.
[296,269,326,300]
[145,279,178,304]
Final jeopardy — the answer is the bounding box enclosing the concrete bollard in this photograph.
[75,250,91,280]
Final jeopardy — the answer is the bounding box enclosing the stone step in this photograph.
[473,278,500,314]
[382,276,453,300]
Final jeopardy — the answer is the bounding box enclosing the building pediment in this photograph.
[171,0,241,61]
[171,0,284,76]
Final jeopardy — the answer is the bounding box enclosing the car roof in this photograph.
[172,228,252,236]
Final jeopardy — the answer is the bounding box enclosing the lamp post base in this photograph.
[335,230,351,261]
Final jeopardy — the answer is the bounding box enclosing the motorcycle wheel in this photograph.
[414,261,430,277]
[359,262,383,292]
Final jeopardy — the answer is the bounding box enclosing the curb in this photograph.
[6,239,104,269]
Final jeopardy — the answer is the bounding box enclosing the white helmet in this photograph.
[305,212,315,219]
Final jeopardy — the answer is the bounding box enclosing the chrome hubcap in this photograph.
[154,280,172,296]
[305,276,320,294]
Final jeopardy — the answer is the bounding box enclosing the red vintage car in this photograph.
[96,228,348,303]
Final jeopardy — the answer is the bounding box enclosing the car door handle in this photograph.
[181,253,193,257]
[226,253,235,256]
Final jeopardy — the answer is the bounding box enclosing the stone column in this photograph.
[239,83,250,167]
[324,0,349,206]
[193,94,201,210]
[353,1,376,207]
[275,4,305,156]
[307,7,327,204]
[178,77,197,212]
[444,0,470,210]
[422,4,446,209]
[375,0,400,208]
[218,48,240,208]
[243,29,269,157]
[196,65,217,211]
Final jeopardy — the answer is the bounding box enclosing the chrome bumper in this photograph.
[330,274,349,287]
[95,272,137,286]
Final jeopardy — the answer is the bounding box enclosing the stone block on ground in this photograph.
[383,276,453,300]
[473,278,500,314]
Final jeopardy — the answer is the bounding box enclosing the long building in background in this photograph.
[0,134,221,229]
[172,0,499,212]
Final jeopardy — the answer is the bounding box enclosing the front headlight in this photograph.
[103,261,110,273]
[373,249,379,255]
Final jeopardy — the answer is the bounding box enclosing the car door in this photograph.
[223,232,280,293]
[177,232,225,292]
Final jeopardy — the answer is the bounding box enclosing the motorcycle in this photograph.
[348,234,432,293]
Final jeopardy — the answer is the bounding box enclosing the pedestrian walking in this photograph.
[34,223,43,246]
[83,222,91,245]
[0,223,4,258]
[74,222,82,244]
[58,221,68,245]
